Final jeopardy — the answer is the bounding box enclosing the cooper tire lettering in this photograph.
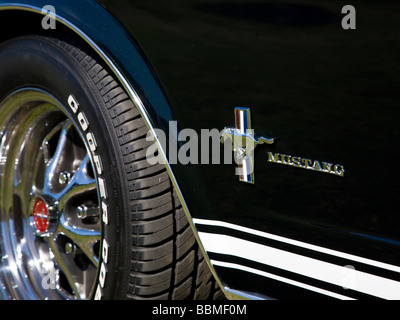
[102,238,110,263]
[99,262,107,288]
[94,286,102,300]
[93,154,103,174]
[86,132,97,152]
[67,94,110,300]
[98,177,108,199]
[102,201,109,225]
[68,94,79,113]
[77,111,89,131]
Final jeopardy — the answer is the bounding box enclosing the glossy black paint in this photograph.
[99,0,400,297]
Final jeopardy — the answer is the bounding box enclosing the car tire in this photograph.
[0,34,222,300]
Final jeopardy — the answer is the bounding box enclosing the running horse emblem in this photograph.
[220,107,275,184]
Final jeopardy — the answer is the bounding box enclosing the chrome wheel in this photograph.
[0,89,101,300]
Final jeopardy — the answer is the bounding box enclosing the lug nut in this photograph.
[58,171,71,185]
[65,242,75,255]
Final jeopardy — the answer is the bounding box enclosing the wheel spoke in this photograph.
[57,154,97,208]
[44,121,72,194]
[56,213,101,266]
[31,144,46,195]
[47,236,82,300]
[41,120,66,165]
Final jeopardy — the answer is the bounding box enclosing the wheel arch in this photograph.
[0,0,229,299]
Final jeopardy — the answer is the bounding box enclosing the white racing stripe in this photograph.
[194,219,400,299]
[210,260,354,300]
[193,218,400,273]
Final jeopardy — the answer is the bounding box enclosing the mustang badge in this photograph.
[221,107,345,184]
[220,107,275,184]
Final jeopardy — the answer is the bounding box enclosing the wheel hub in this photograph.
[33,197,49,234]
[32,197,58,235]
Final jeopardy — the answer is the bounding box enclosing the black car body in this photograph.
[0,0,399,300]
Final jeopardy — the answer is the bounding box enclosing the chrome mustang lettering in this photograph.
[267,152,345,177]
